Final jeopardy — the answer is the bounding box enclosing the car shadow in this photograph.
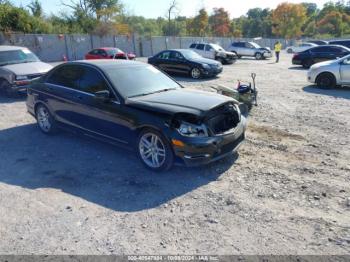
[303,85,350,100]
[0,94,26,104]
[288,66,307,71]
[174,76,220,83]
[0,124,238,212]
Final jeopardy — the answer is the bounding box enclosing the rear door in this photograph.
[310,46,335,63]
[154,51,173,73]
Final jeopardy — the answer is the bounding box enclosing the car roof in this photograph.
[99,47,119,50]
[64,59,146,69]
[0,45,28,51]
[311,44,350,49]
[329,39,350,42]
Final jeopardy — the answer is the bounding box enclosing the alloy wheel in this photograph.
[139,133,166,168]
[191,68,201,79]
[37,106,51,132]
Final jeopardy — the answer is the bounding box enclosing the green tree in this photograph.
[28,0,42,17]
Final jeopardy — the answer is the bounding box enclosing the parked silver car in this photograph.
[308,54,350,88]
[230,41,272,60]
[0,46,52,96]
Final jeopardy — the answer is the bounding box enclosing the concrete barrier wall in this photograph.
[0,32,341,62]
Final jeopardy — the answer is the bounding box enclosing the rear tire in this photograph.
[137,129,174,171]
[302,59,313,69]
[316,73,336,89]
[35,104,57,134]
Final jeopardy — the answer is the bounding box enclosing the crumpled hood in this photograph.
[218,50,237,56]
[2,61,52,76]
[126,89,233,117]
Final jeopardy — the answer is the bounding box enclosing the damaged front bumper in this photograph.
[171,116,247,166]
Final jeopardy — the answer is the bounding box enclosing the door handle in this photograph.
[76,95,83,100]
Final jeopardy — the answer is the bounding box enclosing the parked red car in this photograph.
[85,47,136,60]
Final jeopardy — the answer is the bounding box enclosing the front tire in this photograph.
[316,73,336,89]
[255,52,263,60]
[190,67,201,79]
[35,104,57,134]
[137,129,174,171]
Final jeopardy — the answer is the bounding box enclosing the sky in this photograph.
[13,0,335,18]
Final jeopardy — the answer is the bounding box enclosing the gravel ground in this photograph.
[0,53,349,255]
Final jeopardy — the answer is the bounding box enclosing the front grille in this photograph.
[206,103,240,135]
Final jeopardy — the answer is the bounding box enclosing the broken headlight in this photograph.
[177,122,208,137]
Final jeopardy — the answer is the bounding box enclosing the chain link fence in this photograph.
[0,32,332,62]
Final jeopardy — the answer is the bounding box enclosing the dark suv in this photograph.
[328,40,350,49]
[27,60,246,171]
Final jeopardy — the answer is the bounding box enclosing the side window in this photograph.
[170,51,184,60]
[328,47,343,53]
[343,57,350,65]
[196,44,205,50]
[89,49,99,55]
[98,49,107,57]
[157,51,171,59]
[46,65,81,89]
[79,67,109,94]
[189,43,196,49]
[311,47,328,53]
[205,45,213,51]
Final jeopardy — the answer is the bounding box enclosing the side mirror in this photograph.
[94,90,110,101]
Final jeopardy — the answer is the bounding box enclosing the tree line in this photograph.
[0,0,350,38]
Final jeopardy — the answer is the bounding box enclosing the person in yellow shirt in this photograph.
[274,41,282,63]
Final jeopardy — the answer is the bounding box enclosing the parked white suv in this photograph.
[189,43,237,64]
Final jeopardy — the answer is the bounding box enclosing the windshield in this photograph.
[0,49,40,66]
[180,50,203,59]
[105,65,181,98]
[249,42,261,48]
[211,44,224,51]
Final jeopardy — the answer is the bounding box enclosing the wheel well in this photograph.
[135,125,174,151]
[316,72,336,82]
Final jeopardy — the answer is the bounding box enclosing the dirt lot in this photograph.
[0,53,349,255]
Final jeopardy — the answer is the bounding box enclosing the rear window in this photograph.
[189,44,197,49]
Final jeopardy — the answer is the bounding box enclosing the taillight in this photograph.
[293,54,299,59]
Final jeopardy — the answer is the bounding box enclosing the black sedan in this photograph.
[27,60,246,171]
[148,49,223,79]
[292,45,350,68]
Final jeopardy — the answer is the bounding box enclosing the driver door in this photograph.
[340,57,350,84]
